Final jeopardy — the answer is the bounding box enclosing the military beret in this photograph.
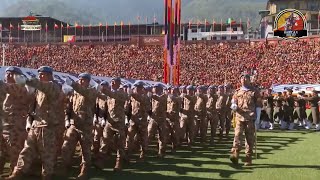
[153,83,163,88]
[78,73,91,80]
[240,74,250,79]
[208,85,216,89]
[111,77,121,82]
[100,81,109,86]
[38,66,53,74]
[133,81,144,87]
[5,66,23,75]
[186,85,194,90]
[172,86,179,90]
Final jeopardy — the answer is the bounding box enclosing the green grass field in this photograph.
[4,128,319,180]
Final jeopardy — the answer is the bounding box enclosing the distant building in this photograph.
[184,23,246,41]
[260,0,320,38]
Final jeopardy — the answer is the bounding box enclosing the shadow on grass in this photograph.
[1,130,309,180]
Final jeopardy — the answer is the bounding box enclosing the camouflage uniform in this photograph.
[148,92,168,157]
[206,90,219,143]
[216,91,227,136]
[194,92,208,142]
[61,82,105,175]
[230,86,260,165]
[92,98,108,156]
[54,90,66,161]
[180,93,196,146]
[96,88,127,171]
[0,83,31,173]
[10,78,61,178]
[166,93,182,152]
[126,93,148,159]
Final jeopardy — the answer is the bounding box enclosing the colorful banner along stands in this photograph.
[163,0,181,85]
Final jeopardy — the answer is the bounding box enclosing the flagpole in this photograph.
[114,23,116,42]
[82,25,84,42]
[99,24,101,41]
[129,22,131,40]
[75,23,77,42]
[121,22,123,41]
[106,23,108,42]
[154,13,156,34]
[61,24,63,42]
[18,23,20,43]
[89,25,91,42]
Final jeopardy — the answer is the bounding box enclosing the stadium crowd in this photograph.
[2,40,320,88]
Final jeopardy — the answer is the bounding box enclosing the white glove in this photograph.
[93,116,98,125]
[65,120,70,129]
[26,121,32,132]
[100,119,106,127]
[230,104,238,110]
[14,74,27,85]
[65,77,74,86]
[25,85,36,94]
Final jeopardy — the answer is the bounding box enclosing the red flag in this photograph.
[17,23,21,30]
[10,23,13,29]
[45,23,48,32]
[54,23,59,29]
[75,22,81,28]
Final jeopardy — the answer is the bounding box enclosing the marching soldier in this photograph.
[60,73,107,179]
[125,81,149,161]
[283,89,295,130]
[180,85,196,147]
[148,83,168,158]
[216,85,227,137]
[206,85,219,145]
[166,86,182,153]
[263,89,274,129]
[94,77,128,171]
[92,81,110,157]
[230,74,261,166]
[194,85,208,143]
[6,66,62,180]
[0,67,31,174]
[303,90,320,131]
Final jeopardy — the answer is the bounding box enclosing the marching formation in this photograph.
[2,65,318,180]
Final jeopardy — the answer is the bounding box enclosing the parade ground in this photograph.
[3,128,319,180]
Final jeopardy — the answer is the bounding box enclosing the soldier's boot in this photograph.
[93,158,105,170]
[229,151,239,165]
[171,143,176,153]
[113,158,123,172]
[4,170,23,180]
[139,151,145,162]
[77,164,89,180]
[244,155,252,166]
[210,138,215,145]
[42,174,53,180]
[0,158,6,174]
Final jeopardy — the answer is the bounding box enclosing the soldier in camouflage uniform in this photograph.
[125,81,149,161]
[6,66,62,180]
[194,85,208,143]
[94,77,128,171]
[92,81,110,158]
[230,74,261,166]
[180,85,196,147]
[148,83,168,158]
[0,67,31,174]
[166,86,182,153]
[216,85,227,137]
[206,85,219,145]
[60,73,107,179]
